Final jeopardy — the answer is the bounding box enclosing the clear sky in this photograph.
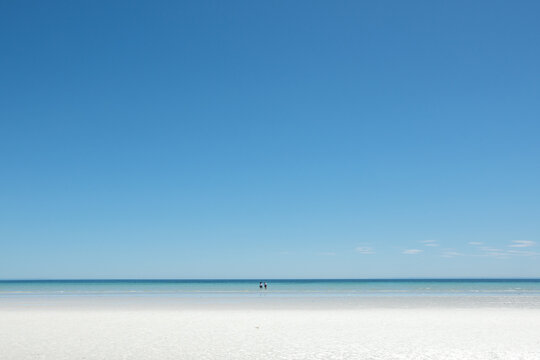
[1,1,539,279]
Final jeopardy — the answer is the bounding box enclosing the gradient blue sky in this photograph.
[1,1,539,279]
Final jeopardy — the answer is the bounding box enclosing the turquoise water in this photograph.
[1,279,540,297]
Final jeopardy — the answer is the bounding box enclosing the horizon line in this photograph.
[2,277,540,281]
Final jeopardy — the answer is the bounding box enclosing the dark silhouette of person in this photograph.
[264,282,267,289]
[259,282,263,289]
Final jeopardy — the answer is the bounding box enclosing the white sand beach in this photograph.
[1,297,539,359]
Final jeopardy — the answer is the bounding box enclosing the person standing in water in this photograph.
[259,282,263,289]
[264,282,267,289]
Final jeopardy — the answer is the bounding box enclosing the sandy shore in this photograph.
[1,297,540,359]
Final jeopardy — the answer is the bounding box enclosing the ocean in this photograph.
[2,279,540,297]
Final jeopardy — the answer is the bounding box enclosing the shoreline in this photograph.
[2,293,540,310]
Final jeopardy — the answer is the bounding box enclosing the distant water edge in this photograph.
[1,279,540,297]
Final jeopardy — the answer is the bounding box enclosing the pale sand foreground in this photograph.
[1,298,540,359]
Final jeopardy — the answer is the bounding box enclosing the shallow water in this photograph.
[1,279,540,297]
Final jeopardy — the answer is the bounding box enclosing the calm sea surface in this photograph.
[1,279,540,297]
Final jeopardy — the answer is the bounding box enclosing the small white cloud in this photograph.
[355,246,374,254]
[403,249,423,255]
[479,247,508,257]
[509,240,535,248]
[421,240,439,247]
[481,247,503,252]
[468,242,483,246]
[508,250,539,256]
[442,251,463,258]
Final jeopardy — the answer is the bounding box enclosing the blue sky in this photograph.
[1,1,539,279]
